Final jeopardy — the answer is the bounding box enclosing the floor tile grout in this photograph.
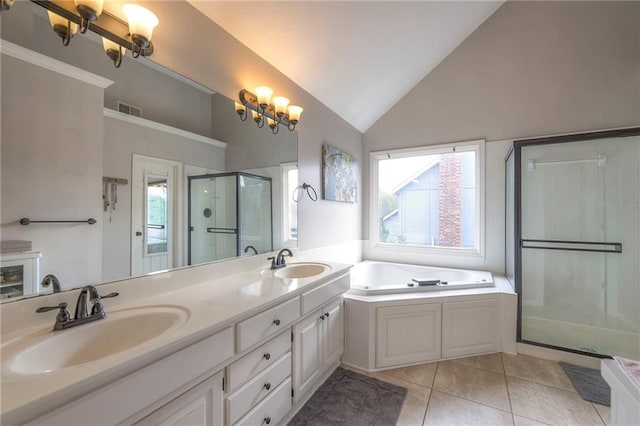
[431,388,513,415]
[421,361,440,425]
[591,402,608,426]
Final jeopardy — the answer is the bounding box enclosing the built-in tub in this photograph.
[349,261,494,295]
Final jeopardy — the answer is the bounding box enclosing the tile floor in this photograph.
[343,353,611,426]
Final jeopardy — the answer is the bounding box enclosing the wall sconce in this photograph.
[32,1,158,68]
[237,87,303,134]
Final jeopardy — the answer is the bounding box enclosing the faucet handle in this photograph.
[36,302,71,324]
[267,256,277,269]
[90,292,119,316]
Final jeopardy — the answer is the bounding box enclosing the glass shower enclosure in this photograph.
[188,172,272,265]
[506,128,640,359]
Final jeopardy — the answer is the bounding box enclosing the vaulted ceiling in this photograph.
[188,1,504,132]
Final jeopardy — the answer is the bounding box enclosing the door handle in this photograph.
[135,231,142,236]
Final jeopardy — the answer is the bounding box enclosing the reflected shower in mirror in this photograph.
[0,2,298,302]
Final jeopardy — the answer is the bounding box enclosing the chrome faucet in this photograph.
[40,274,62,293]
[268,248,293,270]
[36,285,119,331]
[244,245,259,255]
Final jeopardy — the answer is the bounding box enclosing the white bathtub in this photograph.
[349,261,494,295]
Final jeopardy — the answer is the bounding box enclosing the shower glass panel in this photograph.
[518,133,640,359]
[188,172,272,265]
[145,176,168,255]
[238,174,273,255]
[189,175,237,265]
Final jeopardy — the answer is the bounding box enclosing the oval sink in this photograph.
[274,263,330,279]
[6,305,189,375]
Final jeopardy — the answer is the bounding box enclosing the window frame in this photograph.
[369,139,486,258]
[281,162,298,246]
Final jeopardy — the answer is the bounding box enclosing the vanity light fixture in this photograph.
[237,87,303,134]
[32,1,158,67]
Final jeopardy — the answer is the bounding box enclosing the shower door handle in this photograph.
[135,231,142,237]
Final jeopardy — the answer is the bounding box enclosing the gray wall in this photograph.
[1,56,104,288]
[363,1,640,271]
[137,1,363,250]
[102,117,226,282]
[2,3,214,137]
[2,1,363,251]
[211,94,297,171]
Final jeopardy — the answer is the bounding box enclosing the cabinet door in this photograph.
[376,303,441,368]
[323,298,343,368]
[292,310,322,402]
[137,371,223,426]
[442,298,499,358]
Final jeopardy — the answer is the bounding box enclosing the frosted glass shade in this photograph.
[234,102,246,114]
[123,4,159,43]
[287,105,303,123]
[273,96,290,116]
[47,11,78,35]
[254,86,273,107]
[102,37,121,52]
[74,0,103,17]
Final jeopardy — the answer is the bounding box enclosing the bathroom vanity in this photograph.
[0,259,351,425]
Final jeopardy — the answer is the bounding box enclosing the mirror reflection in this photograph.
[0,3,298,302]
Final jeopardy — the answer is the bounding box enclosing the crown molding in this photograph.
[103,108,227,149]
[0,39,114,89]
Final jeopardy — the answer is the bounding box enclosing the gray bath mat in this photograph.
[288,367,408,426]
[560,362,610,406]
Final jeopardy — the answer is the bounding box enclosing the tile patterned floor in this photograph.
[343,353,610,426]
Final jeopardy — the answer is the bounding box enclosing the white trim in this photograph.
[369,139,486,258]
[0,39,113,89]
[516,342,601,370]
[104,108,227,149]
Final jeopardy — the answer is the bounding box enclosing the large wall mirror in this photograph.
[0,3,298,302]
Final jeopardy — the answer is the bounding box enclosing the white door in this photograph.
[292,311,322,402]
[323,299,344,367]
[132,155,181,276]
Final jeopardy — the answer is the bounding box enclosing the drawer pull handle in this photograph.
[273,319,281,326]
[324,312,330,318]
[263,353,271,360]
[264,382,271,390]
[320,315,325,320]
[264,417,272,424]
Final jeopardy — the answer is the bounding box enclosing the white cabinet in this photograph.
[375,302,441,368]
[0,251,41,300]
[293,297,343,403]
[138,372,223,426]
[442,298,499,358]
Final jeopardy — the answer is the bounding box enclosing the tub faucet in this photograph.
[269,248,292,270]
[36,285,119,331]
[40,274,62,293]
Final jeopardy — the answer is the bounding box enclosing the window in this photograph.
[282,163,298,243]
[371,140,484,255]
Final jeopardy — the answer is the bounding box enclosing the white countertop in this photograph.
[0,260,351,423]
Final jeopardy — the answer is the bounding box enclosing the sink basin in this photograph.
[4,305,189,375]
[274,263,331,279]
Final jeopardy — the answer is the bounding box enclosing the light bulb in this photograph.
[254,86,273,109]
[287,105,303,123]
[273,96,290,117]
[123,4,159,47]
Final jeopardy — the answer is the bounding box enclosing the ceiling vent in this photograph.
[117,101,142,117]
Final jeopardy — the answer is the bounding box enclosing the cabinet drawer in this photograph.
[226,353,291,425]
[301,273,349,315]
[234,377,292,426]
[228,330,290,391]
[237,297,299,353]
